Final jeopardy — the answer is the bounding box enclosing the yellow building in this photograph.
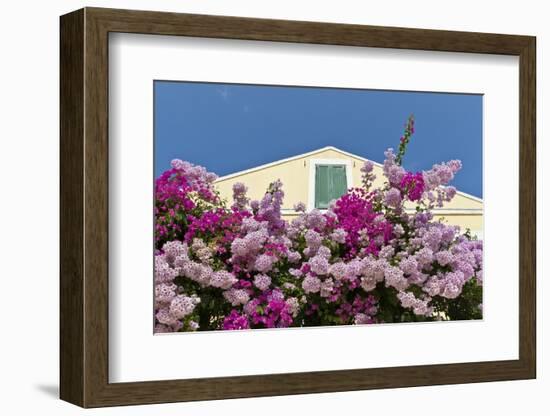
[215,147,483,237]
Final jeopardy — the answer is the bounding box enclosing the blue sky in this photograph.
[154,81,483,197]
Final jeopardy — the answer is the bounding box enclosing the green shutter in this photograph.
[329,165,347,202]
[315,165,330,209]
[315,165,347,209]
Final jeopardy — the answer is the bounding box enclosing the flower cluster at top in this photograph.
[154,116,483,333]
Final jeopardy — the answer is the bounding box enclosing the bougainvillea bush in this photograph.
[154,116,483,333]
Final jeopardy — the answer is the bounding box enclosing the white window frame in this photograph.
[308,158,353,211]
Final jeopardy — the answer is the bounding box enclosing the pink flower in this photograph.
[384,188,402,207]
[253,274,272,291]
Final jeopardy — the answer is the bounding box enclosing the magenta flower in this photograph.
[223,310,250,330]
[400,171,425,201]
[332,188,393,257]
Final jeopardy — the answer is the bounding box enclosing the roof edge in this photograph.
[215,146,381,182]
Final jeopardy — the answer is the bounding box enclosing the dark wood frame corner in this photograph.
[60,7,536,408]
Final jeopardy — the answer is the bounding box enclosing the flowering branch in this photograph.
[395,114,415,166]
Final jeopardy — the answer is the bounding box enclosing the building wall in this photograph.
[215,149,483,236]
[215,148,387,209]
[432,214,483,236]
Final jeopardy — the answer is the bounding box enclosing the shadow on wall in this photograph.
[34,384,58,399]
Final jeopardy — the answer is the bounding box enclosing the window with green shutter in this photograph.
[314,164,348,209]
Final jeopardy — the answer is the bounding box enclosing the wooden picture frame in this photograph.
[60,7,536,408]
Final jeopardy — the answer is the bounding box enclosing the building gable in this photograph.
[214,146,482,236]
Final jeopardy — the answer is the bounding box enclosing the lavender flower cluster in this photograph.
[154,116,483,332]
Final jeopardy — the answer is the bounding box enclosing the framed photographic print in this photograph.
[60,7,536,408]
